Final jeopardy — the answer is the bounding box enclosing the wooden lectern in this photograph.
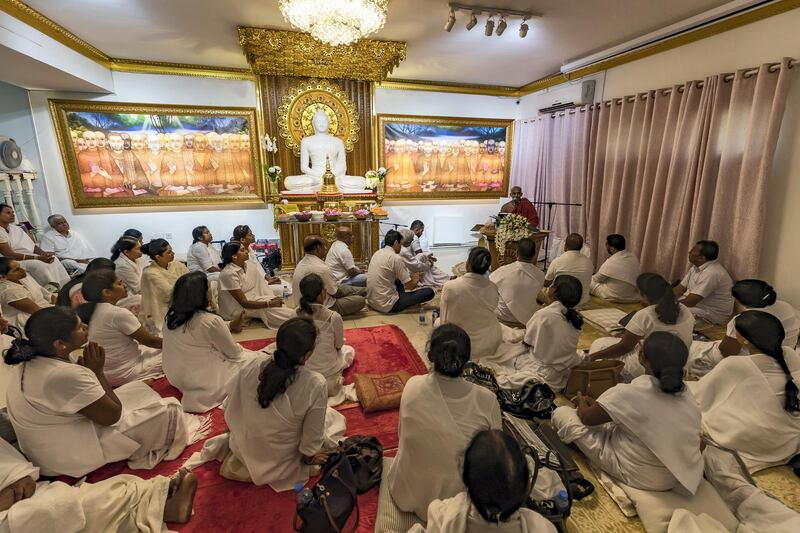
[474,224,549,271]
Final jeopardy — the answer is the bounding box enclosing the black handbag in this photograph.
[463,362,556,420]
[341,436,383,494]
[294,452,359,533]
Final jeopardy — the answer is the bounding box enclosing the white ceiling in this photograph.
[26,0,734,86]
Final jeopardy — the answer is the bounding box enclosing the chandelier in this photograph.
[279,0,388,47]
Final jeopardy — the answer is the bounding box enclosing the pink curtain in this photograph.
[512,58,793,281]
[585,59,792,280]
[511,111,588,240]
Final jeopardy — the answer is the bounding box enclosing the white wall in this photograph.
[375,87,518,244]
[595,8,800,307]
[28,72,272,255]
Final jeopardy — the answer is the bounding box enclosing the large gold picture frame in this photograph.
[377,114,513,200]
[49,99,265,208]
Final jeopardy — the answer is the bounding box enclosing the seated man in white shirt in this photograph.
[590,233,641,303]
[409,219,430,255]
[673,239,734,325]
[367,230,435,313]
[543,233,594,306]
[325,225,366,287]
[39,214,97,274]
[489,236,544,326]
[292,234,366,317]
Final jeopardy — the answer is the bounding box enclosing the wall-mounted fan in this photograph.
[0,136,23,171]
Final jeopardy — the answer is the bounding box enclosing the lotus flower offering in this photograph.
[294,210,312,222]
[353,209,369,219]
[324,208,341,221]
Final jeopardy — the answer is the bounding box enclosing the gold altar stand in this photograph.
[476,225,550,271]
[277,219,380,270]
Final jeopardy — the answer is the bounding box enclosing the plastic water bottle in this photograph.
[555,489,569,514]
[419,305,426,325]
[431,309,440,324]
[282,284,290,300]
[295,482,313,509]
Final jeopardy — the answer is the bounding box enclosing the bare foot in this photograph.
[163,470,197,523]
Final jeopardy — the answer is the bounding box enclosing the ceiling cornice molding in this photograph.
[0,0,110,64]
[378,78,520,97]
[2,0,798,95]
[517,0,800,95]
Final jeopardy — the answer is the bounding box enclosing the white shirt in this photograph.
[218,263,248,320]
[325,240,357,284]
[524,301,583,390]
[387,374,502,520]
[87,302,147,387]
[114,255,143,295]
[39,229,95,260]
[489,261,545,324]
[725,300,800,348]
[0,224,34,254]
[186,241,221,273]
[440,273,503,359]
[6,357,139,477]
[366,246,411,313]
[591,250,641,301]
[226,354,330,491]
[545,250,594,305]
[292,254,337,308]
[681,260,734,324]
[162,311,247,412]
[0,277,52,329]
[626,304,695,347]
[299,303,348,379]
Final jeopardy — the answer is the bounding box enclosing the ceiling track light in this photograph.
[484,16,495,36]
[444,9,456,32]
[465,12,478,31]
[519,18,529,38]
[444,3,539,37]
[495,16,507,36]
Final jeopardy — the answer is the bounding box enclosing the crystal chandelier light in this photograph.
[279,0,388,47]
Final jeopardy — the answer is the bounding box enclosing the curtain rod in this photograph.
[522,58,798,119]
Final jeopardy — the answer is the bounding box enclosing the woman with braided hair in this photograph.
[212,317,345,491]
[692,310,800,472]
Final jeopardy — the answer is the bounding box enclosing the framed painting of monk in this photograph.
[377,114,513,199]
[49,100,264,208]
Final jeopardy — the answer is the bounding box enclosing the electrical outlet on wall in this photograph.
[152,233,163,239]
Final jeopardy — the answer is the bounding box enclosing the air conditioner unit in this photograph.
[538,80,596,114]
[0,136,23,171]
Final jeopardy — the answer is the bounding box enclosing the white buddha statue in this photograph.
[283,110,369,193]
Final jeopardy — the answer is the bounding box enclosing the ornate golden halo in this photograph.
[277,79,360,156]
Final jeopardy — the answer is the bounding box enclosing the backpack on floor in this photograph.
[294,452,359,533]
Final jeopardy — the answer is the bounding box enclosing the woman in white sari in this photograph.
[163,271,253,413]
[0,259,53,330]
[399,229,450,289]
[139,239,189,335]
[552,332,703,494]
[691,311,800,472]
[77,270,163,387]
[186,226,221,281]
[387,324,502,520]
[215,317,345,491]
[410,430,556,533]
[439,247,504,359]
[589,273,695,382]
[0,204,69,288]
[293,273,354,397]
[0,438,198,530]
[4,307,208,478]
[217,241,293,329]
[689,280,799,377]
[111,236,145,296]
[232,224,287,296]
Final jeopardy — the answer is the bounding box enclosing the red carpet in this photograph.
[64,325,425,532]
